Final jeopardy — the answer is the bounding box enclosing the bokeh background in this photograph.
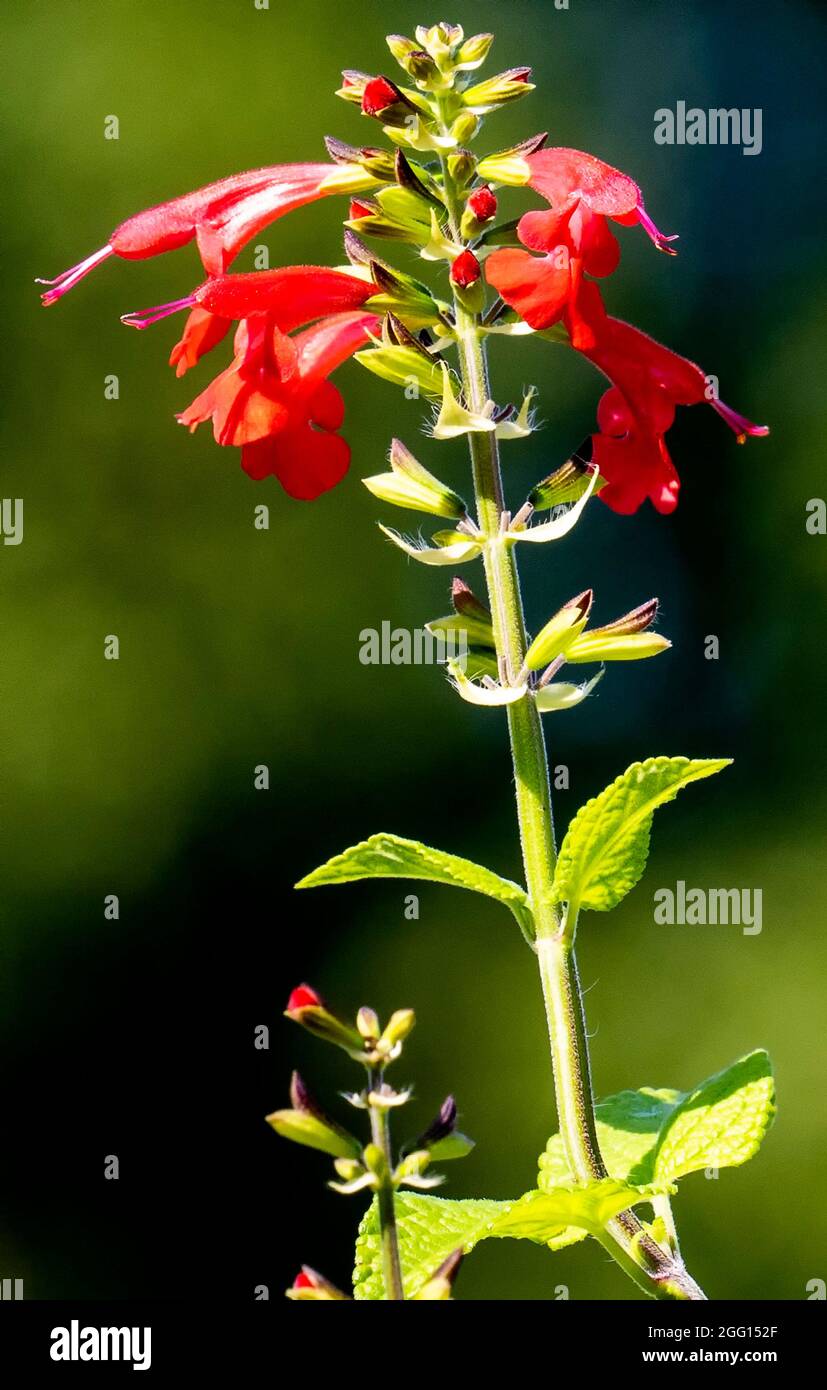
[1,0,825,1300]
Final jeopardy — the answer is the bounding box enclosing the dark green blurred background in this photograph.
[1,0,825,1300]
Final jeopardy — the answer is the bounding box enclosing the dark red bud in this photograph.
[286,984,323,1013]
[362,76,404,116]
[451,250,482,289]
[468,186,498,221]
[293,1270,315,1290]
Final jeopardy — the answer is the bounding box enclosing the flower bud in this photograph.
[456,32,495,70]
[337,69,371,104]
[286,1267,349,1301]
[355,329,444,398]
[525,590,593,671]
[361,75,413,122]
[447,147,477,187]
[356,1005,380,1040]
[363,439,467,519]
[450,249,482,289]
[378,1007,417,1052]
[385,32,419,64]
[451,111,480,146]
[265,1105,362,1159]
[468,185,498,221]
[463,68,534,115]
[284,983,365,1056]
[565,631,672,664]
[363,1143,389,1183]
[452,577,491,624]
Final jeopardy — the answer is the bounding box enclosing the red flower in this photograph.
[178,310,378,499]
[292,1270,316,1290]
[574,284,768,514]
[122,264,375,330]
[485,148,677,347]
[451,250,482,288]
[38,162,374,301]
[286,984,323,1013]
[467,185,498,221]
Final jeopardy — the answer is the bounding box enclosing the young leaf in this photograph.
[353,1182,655,1299]
[652,1049,776,1184]
[537,1051,775,1248]
[296,832,533,940]
[551,755,731,912]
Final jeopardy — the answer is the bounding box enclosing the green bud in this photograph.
[463,68,534,115]
[333,1157,365,1182]
[265,1107,362,1160]
[284,986,365,1057]
[363,1143,389,1182]
[525,590,593,671]
[386,33,419,64]
[447,147,477,187]
[565,631,672,664]
[456,32,494,70]
[427,611,494,650]
[378,1007,417,1051]
[451,111,480,146]
[364,439,466,519]
[356,1005,380,1040]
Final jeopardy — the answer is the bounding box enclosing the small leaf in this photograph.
[296,831,533,939]
[551,755,731,913]
[653,1049,776,1184]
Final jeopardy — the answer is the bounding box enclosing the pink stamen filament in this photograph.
[710,398,769,439]
[637,205,679,256]
[37,245,114,304]
[121,295,196,329]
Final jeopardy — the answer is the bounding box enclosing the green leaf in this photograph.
[538,1050,775,1249]
[296,832,533,940]
[653,1049,776,1183]
[551,755,731,912]
[353,1181,655,1299]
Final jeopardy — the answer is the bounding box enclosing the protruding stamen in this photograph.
[120,295,196,329]
[637,205,679,256]
[37,245,114,304]
[710,398,770,440]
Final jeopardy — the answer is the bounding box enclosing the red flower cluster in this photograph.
[39,163,378,498]
[486,148,767,512]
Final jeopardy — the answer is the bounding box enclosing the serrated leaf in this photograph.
[353,1181,654,1299]
[537,1051,774,1248]
[296,832,533,939]
[653,1049,775,1183]
[551,755,731,912]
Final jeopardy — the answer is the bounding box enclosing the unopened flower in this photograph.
[451,249,482,288]
[467,185,498,221]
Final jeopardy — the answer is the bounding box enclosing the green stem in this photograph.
[368,1074,404,1301]
[438,151,705,1302]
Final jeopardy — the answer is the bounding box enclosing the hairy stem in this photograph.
[438,154,705,1302]
[368,1074,404,1301]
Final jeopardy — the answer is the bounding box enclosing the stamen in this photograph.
[37,245,114,304]
[637,205,679,256]
[120,295,196,329]
[710,398,770,438]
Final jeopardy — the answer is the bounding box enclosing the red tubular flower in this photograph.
[485,148,677,347]
[38,162,375,302]
[122,265,374,331]
[574,284,768,514]
[451,250,482,288]
[178,310,379,500]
